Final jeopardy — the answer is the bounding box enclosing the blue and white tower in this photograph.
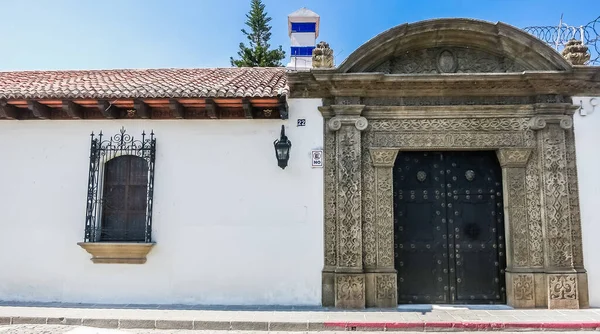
[286,7,320,69]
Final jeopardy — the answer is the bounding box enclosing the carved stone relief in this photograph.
[325,110,586,309]
[537,123,573,268]
[497,149,532,167]
[548,274,579,308]
[496,148,532,269]
[337,125,363,269]
[370,47,528,74]
[373,132,526,148]
[526,147,545,268]
[549,274,578,300]
[514,274,535,300]
[329,110,369,309]
[375,168,394,268]
[370,149,398,269]
[323,122,337,268]
[565,129,584,269]
[362,95,568,107]
[336,274,365,308]
[505,167,529,268]
[313,18,590,311]
[376,274,396,300]
[370,118,529,132]
[362,148,377,268]
[370,149,398,166]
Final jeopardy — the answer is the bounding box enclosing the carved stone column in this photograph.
[364,148,398,308]
[497,148,535,308]
[529,114,587,309]
[320,105,337,307]
[328,105,367,309]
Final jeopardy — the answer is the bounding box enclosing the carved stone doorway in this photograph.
[393,151,506,304]
[287,18,599,309]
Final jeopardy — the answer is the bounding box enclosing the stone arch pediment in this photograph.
[337,18,572,73]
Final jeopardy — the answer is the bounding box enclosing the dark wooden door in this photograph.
[393,151,506,304]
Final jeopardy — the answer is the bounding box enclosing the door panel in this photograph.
[394,151,506,304]
[394,152,449,303]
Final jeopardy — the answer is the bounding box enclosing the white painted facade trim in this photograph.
[573,96,600,307]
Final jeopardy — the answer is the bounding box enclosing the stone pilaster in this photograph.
[320,106,337,307]
[329,105,367,309]
[530,115,586,309]
[365,148,398,308]
[497,148,534,308]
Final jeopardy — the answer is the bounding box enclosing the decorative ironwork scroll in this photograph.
[524,16,600,65]
[84,127,156,243]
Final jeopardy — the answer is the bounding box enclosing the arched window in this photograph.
[84,127,156,243]
[101,155,149,242]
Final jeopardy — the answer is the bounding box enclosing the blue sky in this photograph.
[0,0,597,71]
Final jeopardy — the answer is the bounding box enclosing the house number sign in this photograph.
[311,150,323,167]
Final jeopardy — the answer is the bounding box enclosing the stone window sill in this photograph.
[77,242,155,264]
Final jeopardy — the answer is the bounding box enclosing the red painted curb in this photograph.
[324,321,600,330]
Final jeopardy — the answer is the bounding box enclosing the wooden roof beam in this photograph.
[169,99,186,119]
[242,98,253,119]
[278,96,288,120]
[134,99,151,119]
[0,99,18,119]
[98,100,120,119]
[27,100,51,119]
[205,98,218,119]
[62,100,83,119]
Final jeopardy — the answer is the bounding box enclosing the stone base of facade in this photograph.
[324,270,398,308]
[577,272,589,308]
[506,271,589,309]
[365,272,397,308]
[334,273,366,309]
[327,270,589,309]
[322,270,335,307]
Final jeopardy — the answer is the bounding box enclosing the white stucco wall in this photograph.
[0,98,324,306]
[573,96,600,307]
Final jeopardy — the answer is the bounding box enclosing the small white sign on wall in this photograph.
[311,150,323,168]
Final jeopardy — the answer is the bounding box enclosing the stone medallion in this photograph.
[436,49,458,73]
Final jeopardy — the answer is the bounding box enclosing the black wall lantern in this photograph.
[273,125,292,169]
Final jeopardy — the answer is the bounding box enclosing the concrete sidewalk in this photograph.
[2,303,600,331]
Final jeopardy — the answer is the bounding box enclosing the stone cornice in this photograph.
[362,105,535,119]
[533,103,579,115]
[330,104,365,116]
[288,68,600,98]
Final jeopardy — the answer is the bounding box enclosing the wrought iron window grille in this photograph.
[84,127,156,243]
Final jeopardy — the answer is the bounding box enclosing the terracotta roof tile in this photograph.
[0,67,289,100]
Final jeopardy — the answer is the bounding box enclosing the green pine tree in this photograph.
[230,0,286,67]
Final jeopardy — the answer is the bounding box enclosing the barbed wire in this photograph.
[524,15,599,65]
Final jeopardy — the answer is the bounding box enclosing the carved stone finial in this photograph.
[312,41,334,68]
[562,39,591,65]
